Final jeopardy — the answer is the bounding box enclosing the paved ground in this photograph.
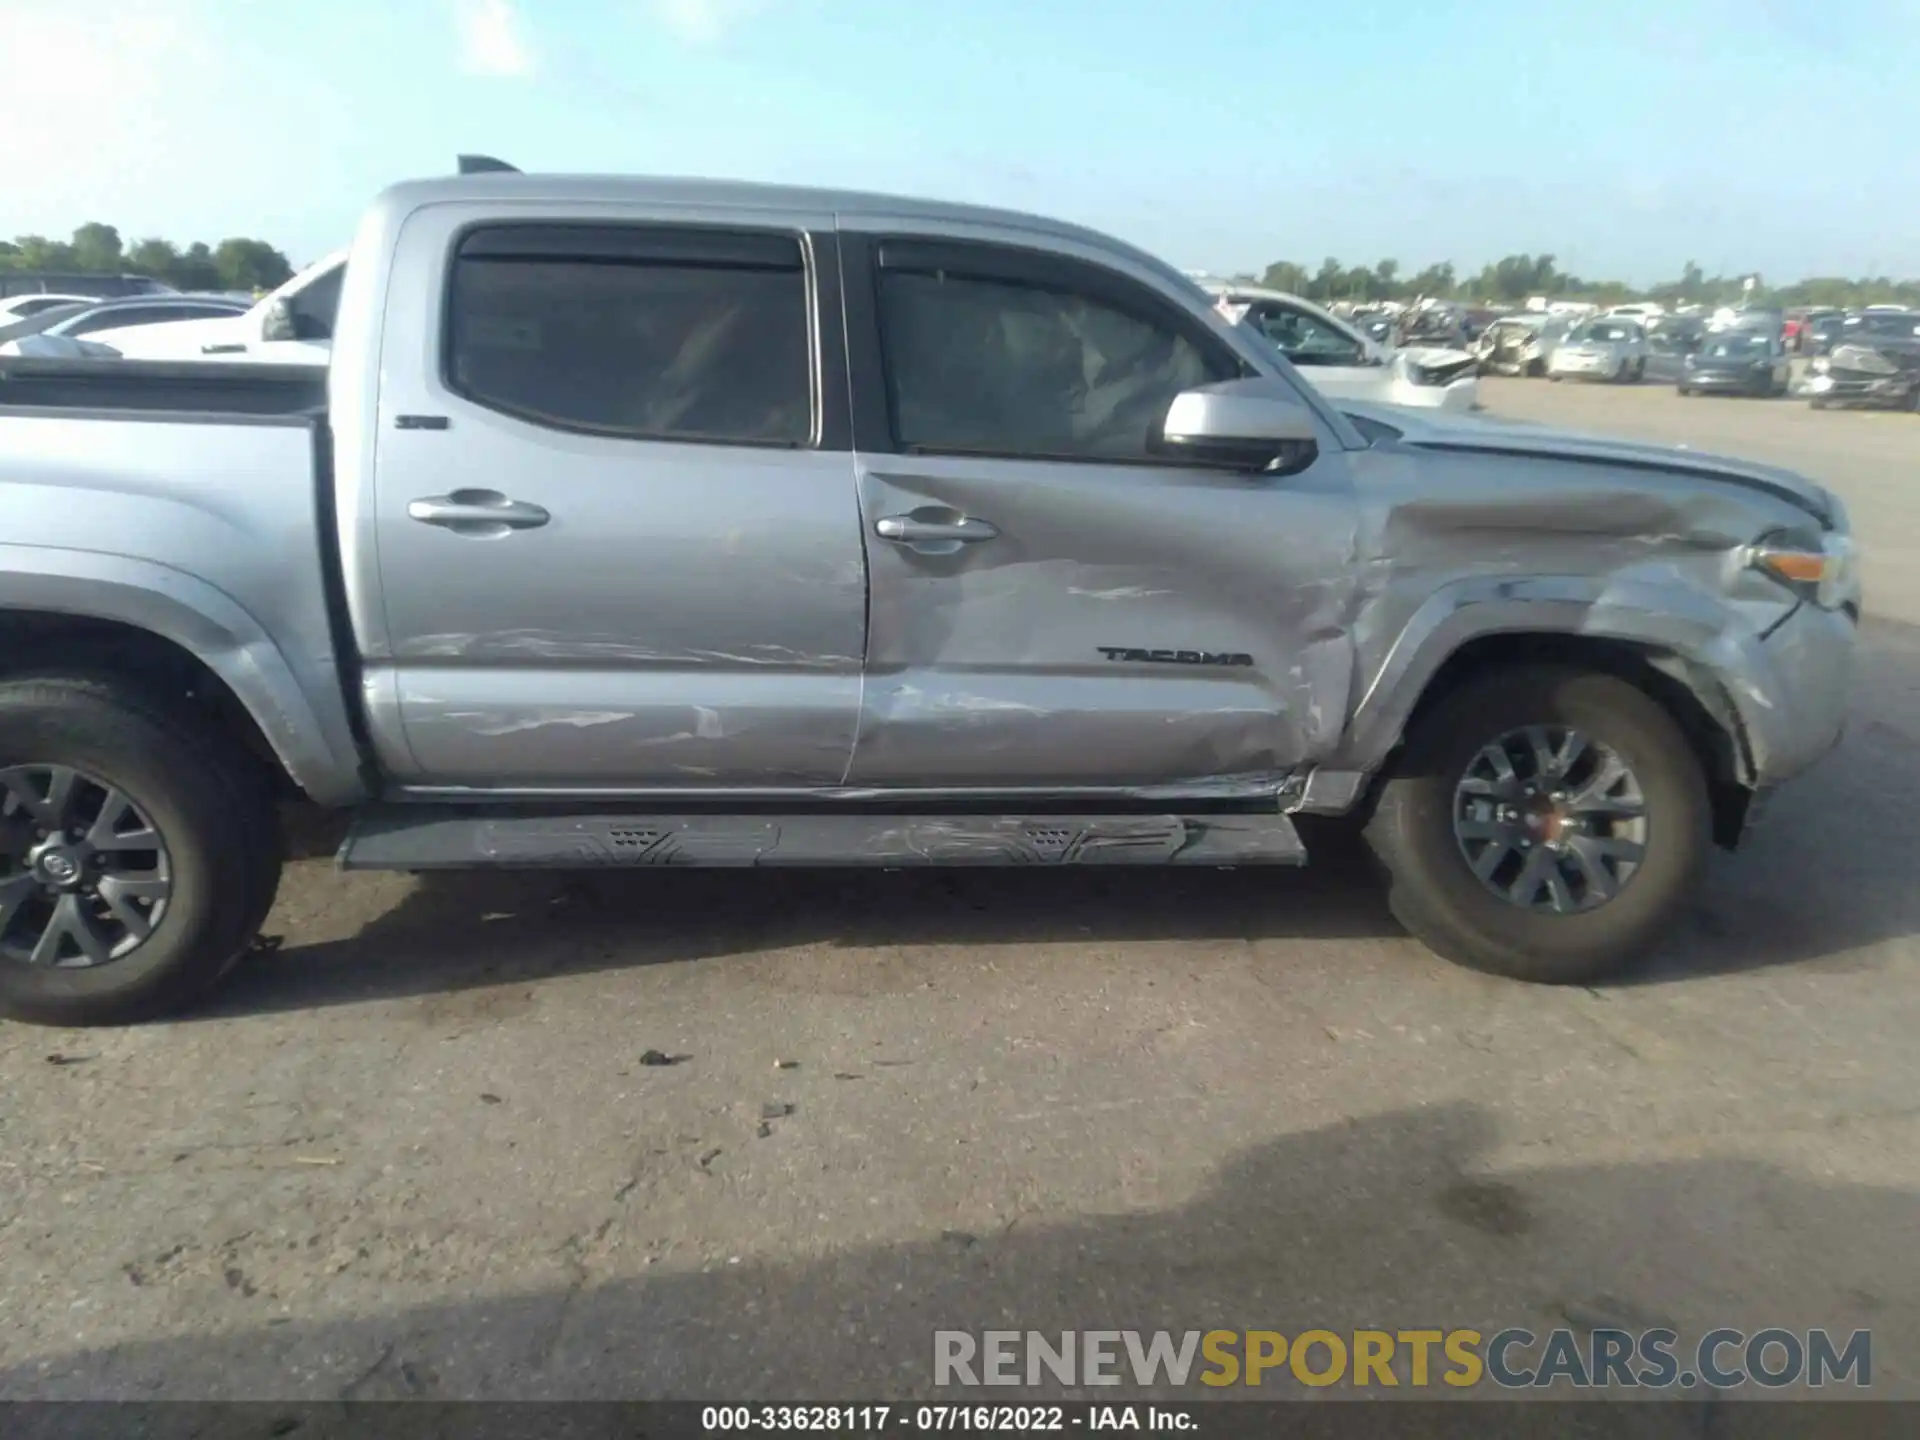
[0,379,1915,1405]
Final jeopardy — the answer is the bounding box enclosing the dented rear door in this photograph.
[362,201,866,791]
[838,230,1360,792]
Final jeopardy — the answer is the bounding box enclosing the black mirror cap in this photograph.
[1152,430,1318,475]
[458,154,521,175]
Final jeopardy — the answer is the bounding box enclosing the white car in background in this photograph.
[0,293,253,357]
[1546,316,1650,383]
[93,250,347,365]
[1199,281,1479,411]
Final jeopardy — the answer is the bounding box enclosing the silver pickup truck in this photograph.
[0,167,1860,1026]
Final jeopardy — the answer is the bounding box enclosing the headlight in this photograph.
[1748,531,1858,611]
[1811,356,1829,373]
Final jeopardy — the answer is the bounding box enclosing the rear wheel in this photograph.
[1364,666,1711,985]
[0,676,281,1026]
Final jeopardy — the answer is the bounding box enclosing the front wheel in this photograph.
[0,676,282,1026]
[1363,666,1711,985]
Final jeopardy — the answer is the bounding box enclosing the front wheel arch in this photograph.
[1359,632,1753,851]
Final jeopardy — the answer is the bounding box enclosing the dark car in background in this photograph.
[1805,310,1920,410]
[1801,310,1849,356]
[1678,328,1792,397]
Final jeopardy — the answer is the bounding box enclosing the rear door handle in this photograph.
[408,490,551,533]
[875,515,999,545]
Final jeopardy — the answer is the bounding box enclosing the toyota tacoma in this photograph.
[0,162,1859,1025]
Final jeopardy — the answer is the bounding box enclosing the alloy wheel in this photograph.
[0,765,174,967]
[1452,727,1649,914]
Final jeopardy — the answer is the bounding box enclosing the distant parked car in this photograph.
[1474,314,1572,377]
[1801,310,1849,356]
[97,252,345,365]
[1604,302,1667,326]
[1805,314,1920,411]
[1546,317,1648,382]
[0,294,252,357]
[1202,282,1480,410]
[1678,329,1792,397]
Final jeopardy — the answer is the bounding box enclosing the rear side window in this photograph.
[875,258,1234,462]
[446,224,813,446]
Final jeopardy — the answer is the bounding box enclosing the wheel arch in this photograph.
[0,554,368,805]
[1388,632,1752,849]
[1341,581,1768,849]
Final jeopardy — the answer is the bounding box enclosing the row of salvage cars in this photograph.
[1475,303,1920,412]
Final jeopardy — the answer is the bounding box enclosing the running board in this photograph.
[337,808,1308,871]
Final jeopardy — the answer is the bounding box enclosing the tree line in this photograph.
[7,221,1913,312]
[1247,254,1920,311]
[0,223,294,294]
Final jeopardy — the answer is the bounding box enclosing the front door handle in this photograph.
[875,515,999,545]
[408,489,551,534]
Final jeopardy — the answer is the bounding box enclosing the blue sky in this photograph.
[7,0,1919,284]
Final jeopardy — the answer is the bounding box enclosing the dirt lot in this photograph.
[1,379,1915,1403]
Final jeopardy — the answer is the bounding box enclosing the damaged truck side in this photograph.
[0,171,1860,1025]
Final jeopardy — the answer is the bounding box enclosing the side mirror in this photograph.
[259,297,297,343]
[1157,379,1320,474]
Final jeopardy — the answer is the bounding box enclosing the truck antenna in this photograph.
[457,154,520,175]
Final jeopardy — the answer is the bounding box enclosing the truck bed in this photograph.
[0,354,368,805]
[0,356,328,418]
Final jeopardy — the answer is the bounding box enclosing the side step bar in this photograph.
[338,808,1308,871]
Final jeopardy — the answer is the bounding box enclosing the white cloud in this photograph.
[647,0,771,44]
[456,0,534,77]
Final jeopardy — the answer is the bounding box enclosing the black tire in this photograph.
[1677,385,1693,397]
[1810,397,1829,410]
[0,675,282,1026]
[1363,666,1710,985]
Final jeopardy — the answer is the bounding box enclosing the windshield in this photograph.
[1702,334,1770,359]
[1570,321,1639,344]
[1852,311,1920,337]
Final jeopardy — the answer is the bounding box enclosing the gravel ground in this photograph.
[0,378,1915,1404]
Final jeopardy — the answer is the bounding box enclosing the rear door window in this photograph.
[445,225,814,445]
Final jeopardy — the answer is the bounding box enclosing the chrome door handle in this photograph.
[875,515,998,544]
[408,490,550,531]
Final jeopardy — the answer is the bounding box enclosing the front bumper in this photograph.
[1729,601,1857,789]
[1548,354,1623,378]
[1684,368,1772,392]
[1805,371,1917,405]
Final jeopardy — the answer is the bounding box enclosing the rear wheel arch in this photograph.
[0,611,294,800]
